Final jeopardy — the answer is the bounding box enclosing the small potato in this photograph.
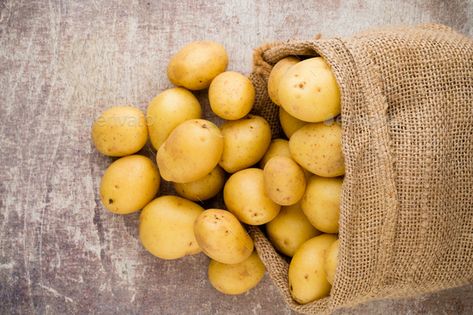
[194,209,254,264]
[263,157,306,206]
[139,196,204,260]
[289,122,344,177]
[157,119,224,183]
[301,176,342,233]
[266,203,320,257]
[289,234,338,304]
[209,71,255,120]
[268,56,300,106]
[278,57,340,122]
[219,115,271,173]
[259,139,291,168]
[208,251,265,295]
[224,168,280,225]
[167,40,228,90]
[279,107,308,138]
[173,166,225,201]
[100,155,160,214]
[147,88,201,150]
[92,106,148,157]
[325,239,339,285]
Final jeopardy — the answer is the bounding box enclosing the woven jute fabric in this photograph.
[248,24,473,314]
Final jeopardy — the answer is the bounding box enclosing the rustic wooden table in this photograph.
[1,1,472,314]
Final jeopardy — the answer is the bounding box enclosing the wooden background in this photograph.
[1,0,472,314]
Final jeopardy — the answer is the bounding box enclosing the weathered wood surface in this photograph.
[0,0,472,314]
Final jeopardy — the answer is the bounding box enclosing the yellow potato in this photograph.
[219,115,271,173]
[208,251,265,295]
[263,157,306,206]
[259,139,291,168]
[167,40,228,90]
[139,196,204,259]
[224,168,280,225]
[92,106,148,157]
[302,176,342,233]
[157,119,224,183]
[279,107,308,138]
[278,57,340,122]
[289,122,344,177]
[266,203,320,257]
[194,209,253,264]
[100,155,160,214]
[268,56,299,106]
[209,71,255,120]
[325,239,339,285]
[146,87,201,150]
[289,234,338,304]
[173,166,225,202]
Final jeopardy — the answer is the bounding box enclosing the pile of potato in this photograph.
[91,40,343,304]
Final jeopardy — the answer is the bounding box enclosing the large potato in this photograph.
[289,122,344,177]
[167,40,228,90]
[157,119,224,183]
[302,176,342,233]
[194,209,254,264]
[266,203,319,257]
[139,196,204,260]
[100,155,160,214]
[279,107,308,138]
[263,156,306,206]
[219,115,271,173]
[92,106,147,157]
[209,71,255,120]
[147,88,201,150]
[278,57,340,122]
[224,168,280,225]
[259,139,291,168]
[325,239,339,285]
[173,166,225,202]
[267,56,299,106]
[289,234,338,304]
[208,251,265,295]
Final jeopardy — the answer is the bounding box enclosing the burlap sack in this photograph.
[248,24,473,314]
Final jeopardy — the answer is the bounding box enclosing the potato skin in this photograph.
[289,234,338,304]
[266,203,320,257]
[208,251,265,295]
[325,239,339,285]
[92,106,148,157]
[157,119,224,183]
[289,122,345,177]
[100,155,160,214]
[147,88,201,150]
[219,115,271,173]
[167,40,228,90]
[209,71,255,120]
[224,168,280,225]
[259,139,291,168]
[279,107,308,139]
[268,56,300,106]
[173,166,225,202]
[302,176,342,233]
[194,209,254,264]
[278,57,340,122]
[139,196,204,260]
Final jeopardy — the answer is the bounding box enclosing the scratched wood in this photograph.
[0,1,472,314]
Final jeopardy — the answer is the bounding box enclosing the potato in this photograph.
[173,166,225,202]
[219,115,271,173]
[289,122,344,177]
[279,107,308,138]
[157,119,224,183]
[100,155,160,214]
[209,71,255,120]
[266,203,320,257]
[301,176,342,233]
[167,40,228,90]
[263,157,306,206]
[268,56,299,106]
[194,209,254,264]
[139,196,204,259]
[224,168,280,225]
[259,139,291,168]
[325,239,339,285]
[288,234,338,304]
[278,57,340,122]
[208,251,265,295]
[92,106,148,157]
[147,87,201,150]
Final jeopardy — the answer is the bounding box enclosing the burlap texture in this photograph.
[248,24,473,314]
